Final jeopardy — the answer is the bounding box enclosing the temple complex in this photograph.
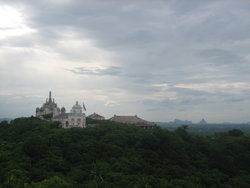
[36,92,86,128]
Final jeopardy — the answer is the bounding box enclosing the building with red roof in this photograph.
[110,115,156,129]
[87,113,105,120]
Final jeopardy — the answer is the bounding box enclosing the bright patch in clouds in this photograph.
[0,5,34,39]
[105,100,120,107]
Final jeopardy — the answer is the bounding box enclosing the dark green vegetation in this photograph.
[0,117,250,188]
[158,123,250,136]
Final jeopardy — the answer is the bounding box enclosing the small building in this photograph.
[110,115,156,129]
[87,113,105,120]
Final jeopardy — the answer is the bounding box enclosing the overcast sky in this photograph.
[1,0,250,123]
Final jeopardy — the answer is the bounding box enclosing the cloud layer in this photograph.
[1,0,250,123]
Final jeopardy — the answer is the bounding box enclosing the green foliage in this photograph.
[0,117,250,187]
[2,169,28,188]
[228,129,244,136]
[27,176,73,188]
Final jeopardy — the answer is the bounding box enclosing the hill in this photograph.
[158,122,250,136]
[0,118,12,122]
[0,117,250,187]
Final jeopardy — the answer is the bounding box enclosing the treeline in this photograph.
[159,123,250,136]
[0,117,250,187]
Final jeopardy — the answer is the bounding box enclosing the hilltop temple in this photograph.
[36,91,61,118]
[36,92,86,128]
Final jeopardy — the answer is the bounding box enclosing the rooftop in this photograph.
[87,113,104,119]
[110,115,155,126]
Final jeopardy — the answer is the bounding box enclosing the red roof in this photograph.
[87,113,104,119]
[110,115,155,127]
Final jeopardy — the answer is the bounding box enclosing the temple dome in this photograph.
[72,101,81,108]
[61,107,66,113]
[71,101,82,114]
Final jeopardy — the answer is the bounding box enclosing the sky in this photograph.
[1,0,250,123]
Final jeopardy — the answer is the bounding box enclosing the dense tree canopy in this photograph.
[0,117,250,187]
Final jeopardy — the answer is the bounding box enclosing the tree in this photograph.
[3,169,28,188]
[228,129,243,137]
[27,176,73,188]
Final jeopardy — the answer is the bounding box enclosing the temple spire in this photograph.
[49,91,52,103]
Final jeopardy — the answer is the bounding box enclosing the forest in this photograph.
[0,117,250,188]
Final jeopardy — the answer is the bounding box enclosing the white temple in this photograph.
[36,91,61,118]
[36,91,86,128]
[53,101,86,128]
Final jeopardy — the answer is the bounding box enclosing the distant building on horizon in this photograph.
[199,118,207,125]
[36,91,86,128]
[110,115,156,129]
[170,119,192,125]
[87,113,105,120]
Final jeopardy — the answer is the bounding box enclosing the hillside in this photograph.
[0,117,250,187]
[158,122,250,136]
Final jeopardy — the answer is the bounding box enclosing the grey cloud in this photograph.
[142,82,250,109]
[197,48,243,65]
[224,97,250,103]
[141,97,209,110]
[1,0,250,122]
[183,2,250,42]
[0,35,37,48]
[169,0,211,15]
[168,86,212,96]
[68,66,122,76]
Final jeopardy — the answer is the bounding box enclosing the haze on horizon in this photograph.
[1,0,250,123]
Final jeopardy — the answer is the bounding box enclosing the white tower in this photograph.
[68,101,86,128]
